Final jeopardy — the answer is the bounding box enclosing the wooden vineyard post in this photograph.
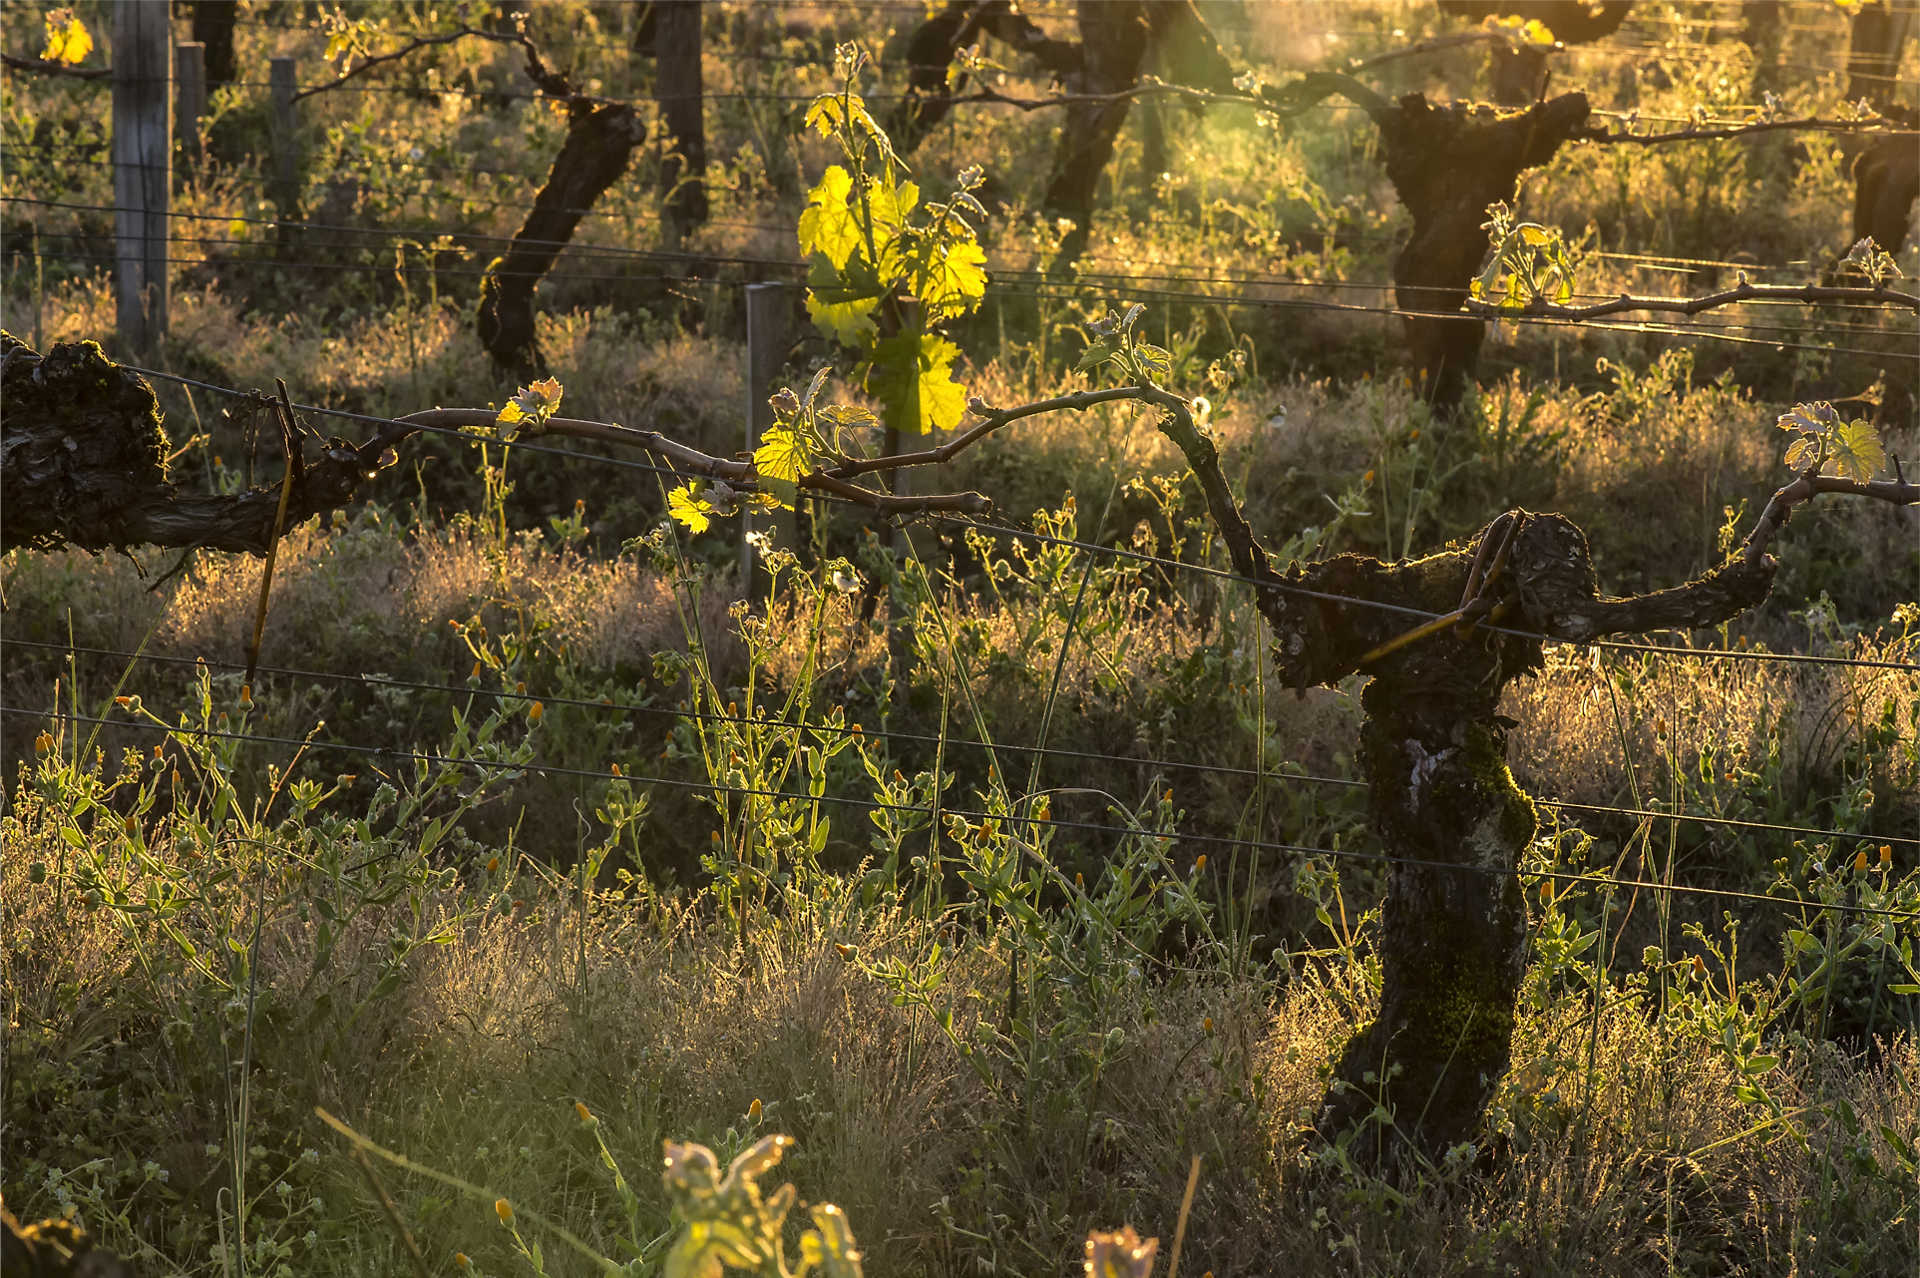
[269,56,299,233]
[175,41,207,175]
[112,0,171,353]
[743,283,790,598]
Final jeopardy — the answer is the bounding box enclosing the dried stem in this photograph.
[292,21,575,103]
[1465,279,1920,321]
[1577,116,1916,145]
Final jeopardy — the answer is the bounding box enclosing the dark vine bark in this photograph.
[476,100,646,378]
[1845,0,1914,110]
[1436,0,1632,104]
[1741,0,1785,95]
[1042,1,1237,265]
[887,0,1082,155]
[654,0,707,237]
[1150,396,1782,1161]
[1852,106,1917,259]
[461,37,648,380]
[887,0,1231,267]
[1269,76,1590,411]
[188,0,237,90]
[0,334,380,556]
[1360,87,1592,413]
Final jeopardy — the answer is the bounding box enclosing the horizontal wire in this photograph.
[112,364,713,482]
[19,233,1910,335]
[939,512,1920,673]
[10,245,773,293]
[8,636,1914,850]
[9,703,1915,923]
[92,363,1920,677]
[15,179,1916,319]
[17,242,1912,361]
[12,197,1911,325]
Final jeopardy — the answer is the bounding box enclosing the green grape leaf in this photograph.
[866,176,919,251]
[760,474,799,511]
[816,404,878,430]
[668,485,717,533]
[754,425,812,483]
[1783,434,1821,471]
[911,238,988,320]
[799,166,864,269]
[497,377,563,431]
[805,91,881,144]
[1826,418,1885,482]
[868,334,966,435]
[1783,400,1838,431]
[1132,342,1172,380]
[1075,339,1118,373]
[805,254,883,345]
[799,366,833,414]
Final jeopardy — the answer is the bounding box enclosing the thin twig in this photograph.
[821,386,1148,478]
[1,51,109,80]
[1465,280,1920,321]
[348,1146,433,1278]
[1577,117,1916,145]
[291,23,569,102]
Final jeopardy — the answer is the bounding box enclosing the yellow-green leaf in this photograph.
[799,165,864,269]
[866,176,919,250]
[807,292,880,346]
[1521,18,1555,46]
[1827,418,1886,482]
[668,485,717,533]
[1518,224,1554,247]
[661,1232,725,1278]
[753,425,812,483]
[868,334,966,435]
[805,91,876,141]
[498,377,563,429]
[1784,434,1821,470]
[42,9,93,65]
[911,238,987,320]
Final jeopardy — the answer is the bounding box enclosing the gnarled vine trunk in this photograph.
[476,101,646,379]
[1437,0,1632,105]
[1,334,382,555]
[1150,403,1778,1161]
[1376,92,1591,412]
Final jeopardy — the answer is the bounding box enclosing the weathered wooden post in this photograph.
[743,282,790,596]
[112,0,171,352]
[269,56,299,228]
[176,41,206,174]
[654,0,708,238]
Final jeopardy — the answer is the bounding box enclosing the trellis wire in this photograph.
[91,362,1920,677]
[11,192,1915,328]
[16,247,1913,363]
[9,636,1914,852]
[8,705,1915,925]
